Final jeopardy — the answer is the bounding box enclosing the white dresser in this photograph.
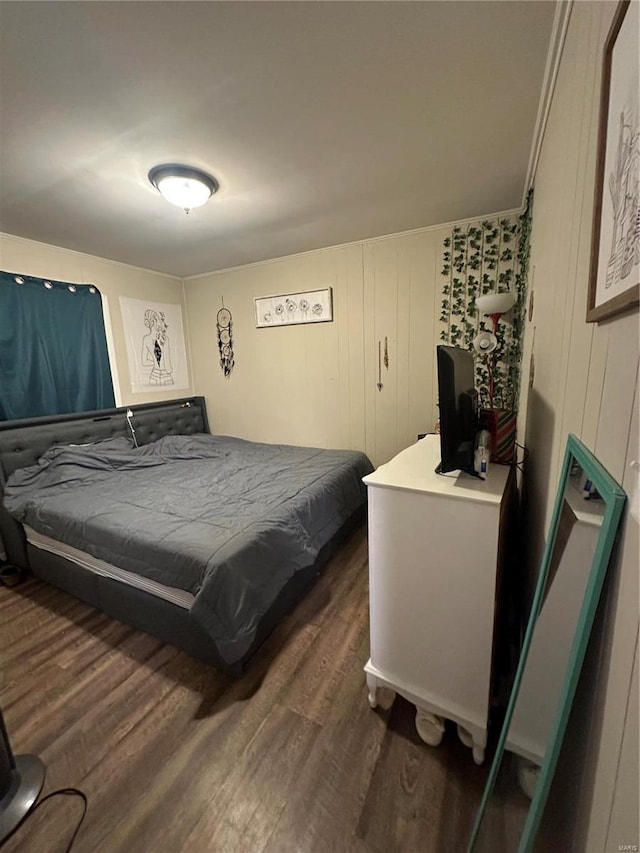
[363,434,515,764]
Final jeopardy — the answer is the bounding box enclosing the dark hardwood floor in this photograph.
[0,526,510,853]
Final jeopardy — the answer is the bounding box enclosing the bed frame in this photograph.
[0,398,362,676]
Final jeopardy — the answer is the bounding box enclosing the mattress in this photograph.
[24,525,195,609]
[5,433,373,664]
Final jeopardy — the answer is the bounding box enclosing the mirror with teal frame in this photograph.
[468,434,626,852]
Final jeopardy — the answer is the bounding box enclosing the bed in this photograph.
[0,398,372,675]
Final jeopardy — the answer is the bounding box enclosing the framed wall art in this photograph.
[587,0,639,323]
[119,296,189,393]
[254,287,333,328]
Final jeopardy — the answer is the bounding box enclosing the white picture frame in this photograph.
[254,287,333,328]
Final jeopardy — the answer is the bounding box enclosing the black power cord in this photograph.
[6,788,88,852]
[513,441,529,474]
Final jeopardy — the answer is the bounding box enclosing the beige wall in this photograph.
[184,213,517,468]
[0,232,192,407]
[518,2,639,849]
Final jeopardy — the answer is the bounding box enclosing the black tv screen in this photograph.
[436,345,478,473]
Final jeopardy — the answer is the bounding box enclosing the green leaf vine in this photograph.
[439,193,533,411]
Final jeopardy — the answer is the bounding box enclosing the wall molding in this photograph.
[0,231,182,282]
[522,0,574,204]
[183,208,523,283]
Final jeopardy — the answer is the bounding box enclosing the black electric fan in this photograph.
[0,708,45,843]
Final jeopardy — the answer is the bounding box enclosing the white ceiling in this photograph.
[0,1,555,278]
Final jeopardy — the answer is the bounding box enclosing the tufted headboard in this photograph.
[0,397,209,481]
[0,397,209,567]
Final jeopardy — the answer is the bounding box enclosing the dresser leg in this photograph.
[366,672,378,708]
[457,724,485,764]
[516,756,539,798]
[472,744,485,765]
[415,708,445,746]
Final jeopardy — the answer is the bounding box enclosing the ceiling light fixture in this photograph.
[148,164,218,214]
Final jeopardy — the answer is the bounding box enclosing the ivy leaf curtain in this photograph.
[0,271,115,420]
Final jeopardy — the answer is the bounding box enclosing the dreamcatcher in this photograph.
[217,301,234,377]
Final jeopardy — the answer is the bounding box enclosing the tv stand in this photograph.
[363,434,515,764]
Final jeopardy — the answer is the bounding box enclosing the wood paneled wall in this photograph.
[184,214,517,468]
[517,2,639,849]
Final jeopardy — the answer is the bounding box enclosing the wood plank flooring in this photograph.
[0,526,509,853]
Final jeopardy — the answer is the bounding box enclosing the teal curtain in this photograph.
[0,271,115,420]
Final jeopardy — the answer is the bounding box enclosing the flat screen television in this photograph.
[436,344,478,474]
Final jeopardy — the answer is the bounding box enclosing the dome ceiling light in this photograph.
[148,164,219,214]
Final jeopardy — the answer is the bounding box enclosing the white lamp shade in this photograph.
[476,292,516,315]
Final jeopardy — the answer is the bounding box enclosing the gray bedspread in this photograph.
[4,434,372,663]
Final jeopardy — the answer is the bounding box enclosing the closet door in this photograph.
[363,232,439,467]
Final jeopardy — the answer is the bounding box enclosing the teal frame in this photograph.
[468,434,626,852]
